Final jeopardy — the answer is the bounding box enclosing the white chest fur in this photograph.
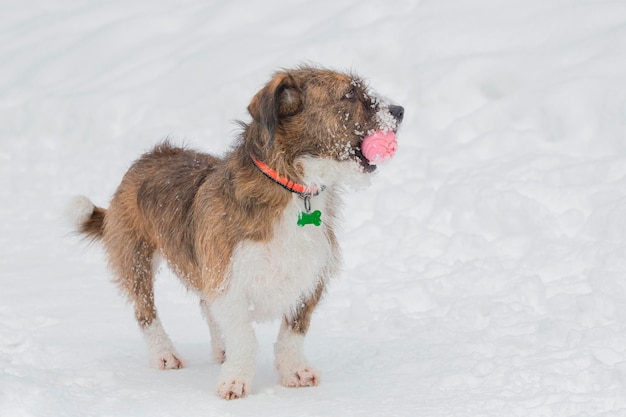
[226,192,335,321]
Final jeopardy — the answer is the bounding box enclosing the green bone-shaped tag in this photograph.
[297,210,322,227]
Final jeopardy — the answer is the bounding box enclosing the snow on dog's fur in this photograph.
[72,65,404,400]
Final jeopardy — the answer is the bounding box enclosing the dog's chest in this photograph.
[228,195,334,320]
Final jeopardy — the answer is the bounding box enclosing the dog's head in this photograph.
[246,66,404,174]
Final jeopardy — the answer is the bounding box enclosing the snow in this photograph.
[3,0,626,415]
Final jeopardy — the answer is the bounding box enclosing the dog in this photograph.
[72,65,404,399]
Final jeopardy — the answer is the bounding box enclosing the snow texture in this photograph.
[3,0,626,416]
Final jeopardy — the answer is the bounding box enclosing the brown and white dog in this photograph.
[71,66,404,400]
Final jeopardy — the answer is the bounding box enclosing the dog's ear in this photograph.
[247,72,303,149]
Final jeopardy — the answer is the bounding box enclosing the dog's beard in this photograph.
[297,156,373,192]
[341,159,375,191]
[322,137,377,174]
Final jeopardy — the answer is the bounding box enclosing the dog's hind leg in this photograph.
[107,231,183,370]
[274,282,324,388]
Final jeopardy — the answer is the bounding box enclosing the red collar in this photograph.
[250,154,322,196]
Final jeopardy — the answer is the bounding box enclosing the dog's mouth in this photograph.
[354,129,398,173]
[344,104,404,173]
[354,147,377,173]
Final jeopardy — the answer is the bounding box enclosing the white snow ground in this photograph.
[3,0,626,415]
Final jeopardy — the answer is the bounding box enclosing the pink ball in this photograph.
[361,131,397,164]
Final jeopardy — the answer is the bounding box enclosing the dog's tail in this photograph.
[68,195,106,240]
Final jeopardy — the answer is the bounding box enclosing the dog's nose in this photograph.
[389,105,404,123]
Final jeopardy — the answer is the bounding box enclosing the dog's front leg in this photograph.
[274,282,324,388]
[209,296,258,400]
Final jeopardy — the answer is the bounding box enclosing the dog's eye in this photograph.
[343,88,357,102]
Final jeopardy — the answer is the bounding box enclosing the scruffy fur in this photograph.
[74,66,404,399]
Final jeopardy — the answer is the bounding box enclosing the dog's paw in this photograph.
[217,379,249,400]
[279,366,319,388]
[152,352,184,370]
